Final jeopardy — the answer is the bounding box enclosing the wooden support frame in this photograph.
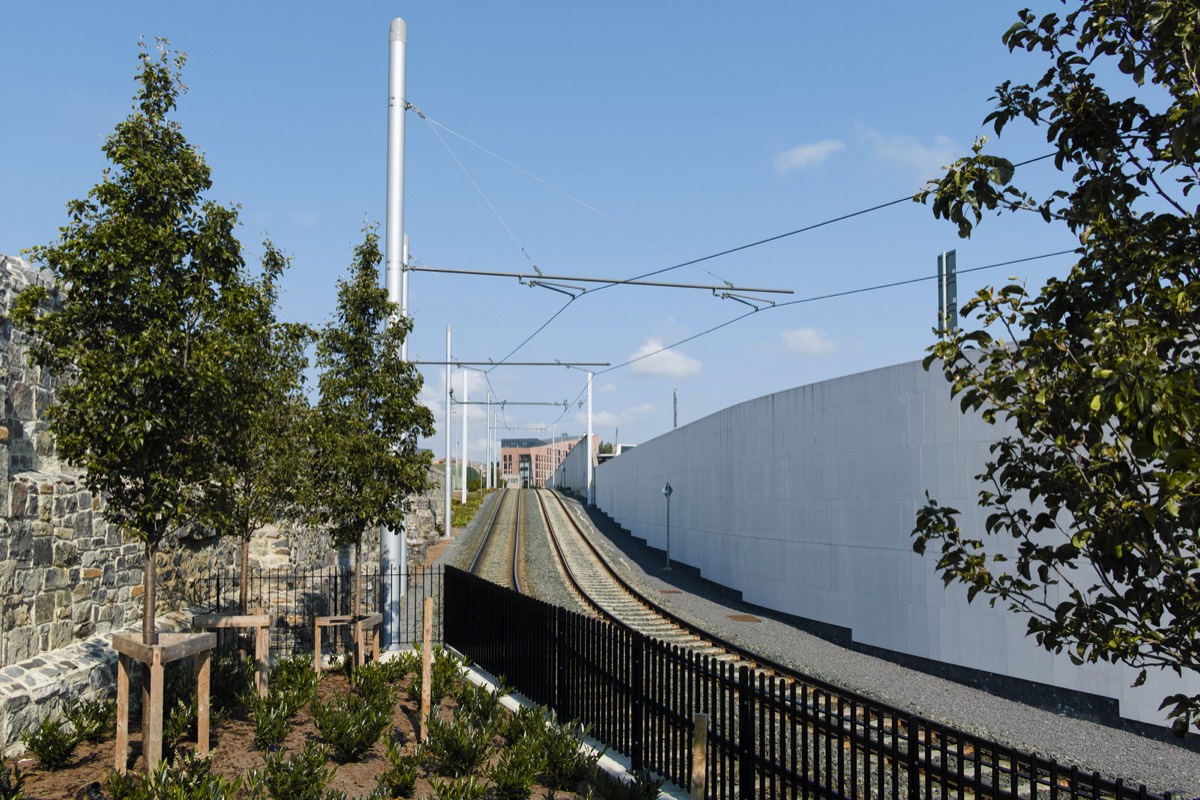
[191,613,271,697]
[313,613,383,673]
[112,631,216,773]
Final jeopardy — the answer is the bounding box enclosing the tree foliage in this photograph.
[214,241,313,613]
[308,226,435,618]
[15,41,269,644]
[913,2,1200,733]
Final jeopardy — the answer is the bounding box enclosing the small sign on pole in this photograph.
[937,249,957,338]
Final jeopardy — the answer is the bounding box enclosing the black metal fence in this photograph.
[184,565,443,658]
[443,566,1169,800]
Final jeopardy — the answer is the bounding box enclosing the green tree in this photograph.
[913,2,1200,733]
[14,41,265,645]
[309,226,434,621]
[216,241,314,614]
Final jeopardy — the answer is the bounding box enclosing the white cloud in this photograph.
[594,403,656,428]
[774,139,845,172]
[782,327,836,357]
[599,382,618,394]
[629,338,701,378]
[857,126,957,179]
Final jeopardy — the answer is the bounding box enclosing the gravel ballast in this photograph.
[438,490,1200,797]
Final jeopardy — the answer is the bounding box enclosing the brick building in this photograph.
[500,436,581,488]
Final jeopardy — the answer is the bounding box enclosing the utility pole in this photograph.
[382,16,407,646]
[587,370,594,506]
[461,369,469,504]
[444,326,451,539]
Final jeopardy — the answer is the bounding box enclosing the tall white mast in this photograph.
[382,17,408,646]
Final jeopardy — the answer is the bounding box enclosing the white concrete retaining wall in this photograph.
[551,434,594,499]
[593,359,1198,729]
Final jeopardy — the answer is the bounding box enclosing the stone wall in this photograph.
[0,254,447,753]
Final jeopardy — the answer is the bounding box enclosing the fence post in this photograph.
[631,629,645,772]
[738,665,753,800]
[907,714,921,800]
[421,597,434,742]
[554,605,565,711]
[691,711,708,800]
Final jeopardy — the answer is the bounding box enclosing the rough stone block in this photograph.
[48,621,71,650]
[31,536,51,567]
[8,525,31,561]
[73,509,92,538]
[54,493,76,518]
[33,594,54,624]
[52,541,77,567]
[8,482,26,518]
[42,566,68,589]
[10,382,33,419]
[6,628,34,663]
[0,561,14,595]
[53,525,73,540]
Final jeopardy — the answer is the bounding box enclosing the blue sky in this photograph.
[2,2,1075,460]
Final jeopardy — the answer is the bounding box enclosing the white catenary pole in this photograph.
[381,16,407,645]
[444,326,452,539]
[461,370,469,504]
[587,370,594,506]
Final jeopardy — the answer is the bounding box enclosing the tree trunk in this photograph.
[353,535,363,620]
[240,533,251,614]
[143,540,158,645]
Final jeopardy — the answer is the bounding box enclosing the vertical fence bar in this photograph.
[738,665,753,800]
[632,629,645,772]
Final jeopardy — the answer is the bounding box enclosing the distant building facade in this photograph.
[501,436,581,488]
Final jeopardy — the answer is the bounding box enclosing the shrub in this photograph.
[375,737,420,798]
[487,737,545,800]
[311,690,391,762]
[379,650,420,683]
[589,766,665,800]
[0,763,25,800]
[249,741,335,800]
[540,715,600,790]
[248,692,294,751]
[212,650,256,718]
[104,751,241,800]
[407,647,464,703]
[428,775,486,800]
[349,661,397,713]
[20,716,77,770]
[499,703,546,747]
[452,680,507,733]
[270,654,321,716]
[162,692,198,757]
[421,715,489,778]
[64,696,116,744]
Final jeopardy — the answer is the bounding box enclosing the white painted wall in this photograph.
[592,359,1198,729]
[550,434,595,495]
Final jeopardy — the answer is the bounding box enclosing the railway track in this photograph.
[533,487,745,664]
[521,488,1137,800]
[468,488,522,593]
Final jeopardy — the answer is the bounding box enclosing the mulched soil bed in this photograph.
[9,667,592,799]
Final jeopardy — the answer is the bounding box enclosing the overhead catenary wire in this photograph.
[502,248,1075,437]
[596,248,1076,377]
[477,152,1060,368]
[414,107,733,286]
